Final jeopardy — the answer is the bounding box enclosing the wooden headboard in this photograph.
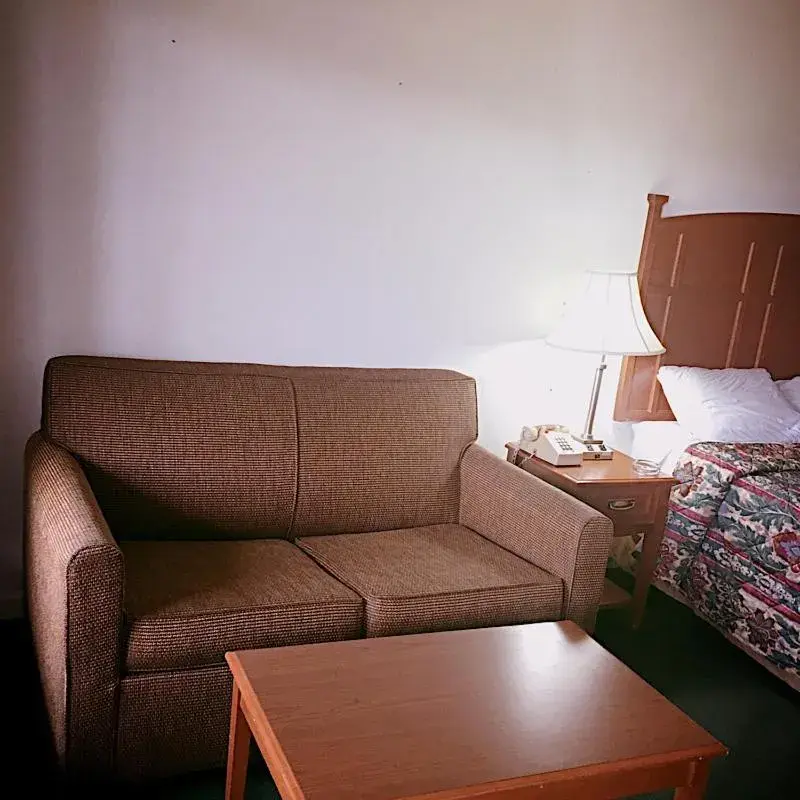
[614,194,800,421]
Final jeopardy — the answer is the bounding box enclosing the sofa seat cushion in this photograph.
[296,524,564,637]
[120,539,364,672]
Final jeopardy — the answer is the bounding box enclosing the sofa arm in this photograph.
[459,444,612,630]
[25,432,124,775]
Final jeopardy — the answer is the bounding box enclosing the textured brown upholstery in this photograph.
[121,539,364,671]
[290,374,477,536]
[459,443,613,630]
[297,525,564,637]
[116,666,232,779]
[24,433,124,775]
[26,356,613,780]
[43,357,298,540]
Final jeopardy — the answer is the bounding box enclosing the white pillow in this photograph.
[656,366,800,443]
[777,377,800,413]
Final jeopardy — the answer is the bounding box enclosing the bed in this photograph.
[613,194,800,690]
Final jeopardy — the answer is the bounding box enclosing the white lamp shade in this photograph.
[545,270,666,356]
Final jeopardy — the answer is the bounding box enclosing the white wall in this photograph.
[2,0,799,614]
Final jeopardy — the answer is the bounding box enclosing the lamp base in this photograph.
[571,435,614,460]
[572,433,604,446]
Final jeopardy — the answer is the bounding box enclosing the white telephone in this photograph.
[518,425,583,467]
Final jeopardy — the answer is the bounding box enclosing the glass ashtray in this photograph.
[633,458,661,476]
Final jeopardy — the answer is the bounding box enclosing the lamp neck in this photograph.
[580,353,607,443]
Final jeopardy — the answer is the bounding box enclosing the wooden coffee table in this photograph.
[225,622,726,800]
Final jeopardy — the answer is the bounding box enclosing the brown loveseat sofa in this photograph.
[25,356,613,780]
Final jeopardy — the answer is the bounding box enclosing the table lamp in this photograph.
[545,269,665,454]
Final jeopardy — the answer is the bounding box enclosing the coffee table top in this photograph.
[227,622,725,800]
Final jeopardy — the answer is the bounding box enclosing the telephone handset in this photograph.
[518,425,583,467]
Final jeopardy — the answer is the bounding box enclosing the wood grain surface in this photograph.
[226,622,725,799]
[508,445,676,488]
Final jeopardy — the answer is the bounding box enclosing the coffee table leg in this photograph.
[225,681,252,800]
[674,758,710,799]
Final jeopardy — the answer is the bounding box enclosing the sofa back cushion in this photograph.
[43,357,297,539]
[42,357,478,540]
[289,370,477,536]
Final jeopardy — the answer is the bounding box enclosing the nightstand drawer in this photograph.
[579,484,657,527]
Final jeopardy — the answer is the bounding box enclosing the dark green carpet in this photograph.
[6,581,799,799]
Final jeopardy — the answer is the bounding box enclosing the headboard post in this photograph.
[637,194,669,286]
[613,194,669,421]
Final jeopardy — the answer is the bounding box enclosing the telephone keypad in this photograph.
[555,435,574,452]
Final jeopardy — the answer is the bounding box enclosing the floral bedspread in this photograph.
[657,442,800,686]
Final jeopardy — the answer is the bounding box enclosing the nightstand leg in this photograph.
[632,493,670,628]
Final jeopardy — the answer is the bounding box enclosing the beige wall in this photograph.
[2,0,799,614]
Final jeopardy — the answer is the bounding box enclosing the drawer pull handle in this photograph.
[608,498,636,511]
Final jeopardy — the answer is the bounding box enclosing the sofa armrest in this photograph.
[459,444,612,630]
[25,432,124,775]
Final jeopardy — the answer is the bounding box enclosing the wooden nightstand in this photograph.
[505,443,677,627]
